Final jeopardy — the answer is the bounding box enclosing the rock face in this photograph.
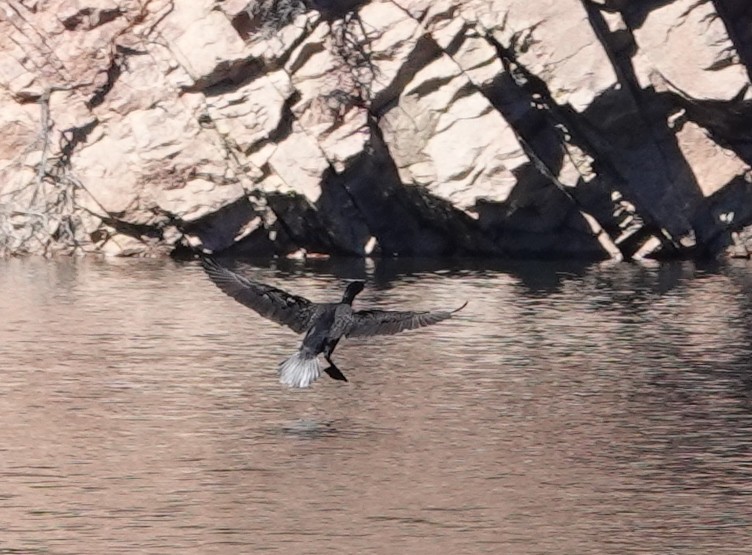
[1,0,751,259]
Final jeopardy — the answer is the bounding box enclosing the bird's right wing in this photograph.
[201,257,318,334]
[346,302,467,338]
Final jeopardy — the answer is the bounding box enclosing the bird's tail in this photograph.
[278,351,321,388]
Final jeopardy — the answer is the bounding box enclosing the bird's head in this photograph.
[342,280,365,304]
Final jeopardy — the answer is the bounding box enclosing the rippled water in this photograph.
[1,256,752,554]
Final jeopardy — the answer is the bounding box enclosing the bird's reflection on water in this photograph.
[274,419,343,440]
[1,256,751,554]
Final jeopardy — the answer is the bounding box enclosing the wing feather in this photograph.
[201,257,317,334]
[346,302,466,338]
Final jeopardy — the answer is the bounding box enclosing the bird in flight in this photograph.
[200,257,466,388]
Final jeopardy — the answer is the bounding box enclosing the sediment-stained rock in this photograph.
[0,0,750,259]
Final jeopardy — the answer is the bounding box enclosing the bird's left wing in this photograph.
[345,302,467,338]
[201,257,318,334]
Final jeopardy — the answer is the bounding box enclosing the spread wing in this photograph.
[346,302,467,338]
[201,257,317,334]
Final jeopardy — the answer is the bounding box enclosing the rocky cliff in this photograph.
[1,0,751,259]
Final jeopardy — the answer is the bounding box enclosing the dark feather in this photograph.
[346,301,467,338]
[201,257,317,334]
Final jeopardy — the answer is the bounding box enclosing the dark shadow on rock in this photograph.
[182,58,266,95]
[483,72,566,175]
[316,170,374,256]
[697,175,752,254]
[371,34,443,116]
[479,35,620,259]
[224,225,282,257]
[578,2,727,256]
[266,191,351,255]
[578,84,704,250]
[713,0,752,79]
[476,2,748,259]
[327,122,494,257]
[182,197,267,253]
[307,0,371,21]
[472,164,611,259]
[618,0,682,30]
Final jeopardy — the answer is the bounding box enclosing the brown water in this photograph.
[1,257,752,554]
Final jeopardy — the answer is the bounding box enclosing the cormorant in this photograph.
[201,257,466,388]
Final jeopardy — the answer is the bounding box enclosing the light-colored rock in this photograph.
[264,123,330,202]
[72,100,238,224]
[209,70,294,145]
[393,0,503,88]
[675,119,749,198]
[444,30,503,89]
[1,0,751,259]
[284,21,369,169]
[154,177,245,222]
[477,0,619,112]
[246,11,319,67]
[311,106,369,172]
[171,10,249,88]
[381,55,525,209]
[217,0,250,16]
[632,0,749,101]
[0,91,40,171]
[357,0,426,102]
[94,46,181,116]
[279,6,411,172]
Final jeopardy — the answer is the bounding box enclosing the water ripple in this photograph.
[1,257,751,553]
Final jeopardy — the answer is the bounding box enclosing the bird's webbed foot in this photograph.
[323,361,348,382]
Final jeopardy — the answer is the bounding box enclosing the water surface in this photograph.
[1,257,751,553]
